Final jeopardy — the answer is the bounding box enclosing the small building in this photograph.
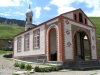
[13,6,98,67]
[0,39,12,50]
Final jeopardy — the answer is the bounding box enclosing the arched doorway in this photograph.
[49,28,57,61]
[74,30,91,60]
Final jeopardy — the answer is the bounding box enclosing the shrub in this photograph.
[53,66,62,71]
[13,74,19,75]
[14,62,20,67]
[19,62,25,69]
[34,66,62,72]
[34,66,41,72]
[3,54,12,58]
[25,64,32,71]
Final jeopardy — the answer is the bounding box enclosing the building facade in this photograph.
[13,8,98,62]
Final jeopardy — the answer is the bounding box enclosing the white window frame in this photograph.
[33,29,40,49]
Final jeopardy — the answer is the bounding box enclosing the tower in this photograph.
[25,5,33,31]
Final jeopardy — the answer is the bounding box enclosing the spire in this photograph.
[29,4,31,9]
[25,3,33,31]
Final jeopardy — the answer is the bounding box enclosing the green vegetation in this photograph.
[0,24,24,39]
[34,66,62,72]
[13,74,19,75]
[19,62,25,69]
[89,17,100,39]
[14,62,62,72]
[97,41,100,56]
[14,62,20,67]
[90,73,97,75]
[25,64,33,71]
[14,62,33,71]
[0,50,12,54]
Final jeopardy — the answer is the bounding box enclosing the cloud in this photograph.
[50,0,100,16]
[13,12,25,16]
[26,0,32,5]
[0,13,11,16]
[57,7,75,15]
[34,7,41,19]
[44,6,51,11]
[0,0,25,7]
[0,11,25,18]
[50,0,75,15]
[81,0,100,16]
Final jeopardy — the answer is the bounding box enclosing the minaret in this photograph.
[25,4,33,31]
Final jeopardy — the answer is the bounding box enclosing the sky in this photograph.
[0,0,100,25]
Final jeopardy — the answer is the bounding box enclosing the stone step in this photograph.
[63,60,100,69]
[46,61,63,65]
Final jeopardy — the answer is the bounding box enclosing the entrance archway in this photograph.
[49,28,57,61]
[73,30,91,60]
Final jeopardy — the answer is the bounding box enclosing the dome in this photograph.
[26,5,33,17]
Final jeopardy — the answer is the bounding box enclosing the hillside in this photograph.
[0,24,24,39]
[89,17,100,40]
[0,17,99,39]
[0,17,25,26]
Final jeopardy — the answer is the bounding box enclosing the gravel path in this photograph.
[33,71,99,75]
[0,54,100,75]
[0,55,16,75]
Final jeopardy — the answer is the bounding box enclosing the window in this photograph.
[74,14,77,20]
[33,29,40,49]
[85,18,87,24]
[30,18,32,22]
[79,13,83,23]
[26,18,27,21]
[24,33,30,51]
[17,36,22,52]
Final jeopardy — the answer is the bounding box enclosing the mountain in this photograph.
[0,17,25,26]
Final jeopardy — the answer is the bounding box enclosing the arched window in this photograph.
[79,13,83,23]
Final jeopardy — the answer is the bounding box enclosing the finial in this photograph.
[29,4,31,9]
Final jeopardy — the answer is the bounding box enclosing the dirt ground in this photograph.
[0,54,100,75]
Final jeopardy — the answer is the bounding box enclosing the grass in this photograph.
[90,73,97,75]
[13,74,19,75]
[89,17,100,39]
[97,40,100,56]
[0,50,12,54]
[0,24,24,39]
